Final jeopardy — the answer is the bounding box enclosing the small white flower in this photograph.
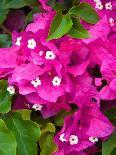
[39,50,44,56]
[16,37,22,46]
[95,2,103,10]
[52,76,61,86]
[94,0,101,3]
[59,133,67,142]
[45,51,56,60]
[105,2,112,10]
[109,18,115,27]
[32,104,43,111]
[69,135,79,145]
[27,39,36,49]
[31,77,41,88]
[7,86,15,95]
[89,137,98,143]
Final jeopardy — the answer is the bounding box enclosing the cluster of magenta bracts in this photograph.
[0,0,116,155]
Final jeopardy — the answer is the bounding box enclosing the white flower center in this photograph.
[16,37,22,46]
[89,137,98,143]
[105,2,112,10]
[39,50,44,56]
[52,76,61,86]
[109,18,115,27]
[7,86,15,95]
[45,51,56,60]
[59,133,67,142]
[32,104,43,111]
[69,135,79,145]
[94,0,101,3]
[31,77,41,87]
[95,2,103,10]
[27,39,36,49]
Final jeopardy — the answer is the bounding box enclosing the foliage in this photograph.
[102,133,116,155]
[0,80,12,113]
[47,2,99,40]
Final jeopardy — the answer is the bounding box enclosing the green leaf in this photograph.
[111,148,116,155]
[42,123,55,134]
[0,0,9,24]
[68,18,90,38]
[102,133,116,155]
[47,11,73,41]
[39,132,57,155]
[72,0,80,6]
[69,2,99,24]
[23,0,38,6]
[0,80,12,113]
[4,112,41,155]
[47,0,56,8]
[4,0,26,9]
[0,34,11,48]
[105,107,116,125]
[3,0,38,9]
[32,114,56,155]
[54,110,73,126]
[0,119,17,155]
[54,2,65,12]
[16,109,31,120]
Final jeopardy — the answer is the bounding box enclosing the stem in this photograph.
[0,25,12,35]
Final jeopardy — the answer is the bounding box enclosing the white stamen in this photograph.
[95,2,103,10]
[7,86,15,95]
[32,104,43,111]
[39,50,44,56]
[16,37,22,46]
[52,76,61,86]
[69,135,79,145]
[27,39,36,49]
[31,77,41,87]
[105,2,112,10]
[94,0,101,3]
[89,137,98,143]
[59,133,67,142]
[45,51,56,60]
[109,18,115,27]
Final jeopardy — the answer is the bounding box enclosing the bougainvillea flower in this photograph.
[83,16,110,44]
[59,39,91,76]
[0,0,115,154]
[54,112,93,154]
[0,47,18,69]
[9,63,65,102]
[26,12,54,35]
[53,149,86,155]
[98,56,116,100]
[54,103,114,154]
[25,93,71,118]
[0,46,19,78]
[70,72,100,107]
[82,0,116,22]
[39,0,52,12]
[80,103,114,137]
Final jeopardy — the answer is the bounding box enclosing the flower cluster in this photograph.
[0,0,115,154]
